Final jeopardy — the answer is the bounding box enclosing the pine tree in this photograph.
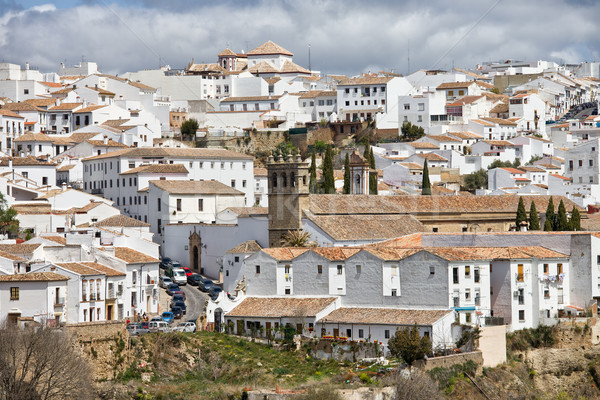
[309,148,318,194]
[343,153,351,194]
[570,206,581,231]
[544,196,555,231]
[421,160,431,195]
[556,200,568,231]
[369,148,378,195]
[529,201,540,230]
[516,197,527,229]
[322,144,335,194]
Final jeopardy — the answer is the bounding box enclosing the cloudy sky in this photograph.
[1,0,599,76]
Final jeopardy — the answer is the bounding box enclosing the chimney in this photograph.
[25,62,29,70]
[103,135,108,145]
[62,182,67,192]
[8,158,12,169]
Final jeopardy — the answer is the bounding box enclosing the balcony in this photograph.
[107,289,116,300]
[54,297,65,307]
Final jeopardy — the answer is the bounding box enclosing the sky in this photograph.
[0,0,599,76]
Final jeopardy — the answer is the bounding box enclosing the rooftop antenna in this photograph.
[245,41,249,53]
[308,43,311,72]
[407,38,410,75]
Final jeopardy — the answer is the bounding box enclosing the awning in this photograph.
[453,307,476,311]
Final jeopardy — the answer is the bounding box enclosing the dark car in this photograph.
[167,283,181,296]
[197,278,214,292]
[171,290,186,301]
[187,274,203,286]
[171,306,183,319]
[172,293,186,304]
[172,300,187,314]
[209,286,223,300]
[160,257,172,270]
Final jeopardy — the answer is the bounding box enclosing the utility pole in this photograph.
[308,44,311,72]
[407,38,410,75]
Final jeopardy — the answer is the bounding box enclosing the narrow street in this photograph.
[181,284,208,322]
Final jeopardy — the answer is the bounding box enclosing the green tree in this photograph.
[529,201,540,231]
[309,148,318,194]
[544,197,555,231]
[516,197,527,229]
[313,140,327,155]
[570,206,581,231]
[280,230,315,247]
[487,159,522,170]
[321,144,335,194]
[180,118,199,140]
[0,193,18,238]
[421,160,431,195]
[343,153,351,194]
[369,147,378,195]
[400,122,426,140]
[555,199,568,231]
[387,324,431,364]
[463,169,488,191]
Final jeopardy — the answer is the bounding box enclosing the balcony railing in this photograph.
[54,297,65,307]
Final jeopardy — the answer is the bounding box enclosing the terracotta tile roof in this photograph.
[426,135,462,143]
[550,174,571,181]
[0,272,68,282]
[150,179,243,195]
[23,98,57,108]
[0,250,25,261]
[221,95,282,103]
[88,87,115,95]
[247,61,280,74]
[426,246,568,261]
[226,240,263,254]
[312,247,362,260]
[279,60,311,74]
[74,201,104,213]
[227,297,337,318]
[66,132,101,144]
[94,214,150,228]
[490,103,509,114]
[247,41,293,56]
[13,133,55,142]
[408,142,439,149]
[40,235,66,245]
[418,153,448,161]
[475,80,496,90]
[1,102,44,112]
[56,262,104,275]
[80,262,125,277]
[120,164,188,175]
[479,117,518,126]
[128,81,156,91]
[537,163,561,170]
[254,167,268,177]
[0,109,24,118]
[82,147,253,161]
[322,307,452,326]
[218,48,237,57]
[307,194,582,215]
[262,248,311,261]
[187,63,226,73]
[304,212,425,241]
[73,105,107,113]
[399,162,424,170]
[12,203,51,215]
[263,77,281,85]
[446,96,484,107]
[436,81,475,90]
[482,140,515,147]
[102,119,130,128]
[500,167,525,174]
[0,244,41,256]
[48,102,82,111]
[86,139,128,148]
[447,131,483,139]
[471,119,495,126]
[226,207,268,217]
[298,90,337,99]
[40,81,63,88]
[338,76,394,85]
[113,247,159,263]
[0,156,56,166]
[519,166,546,172]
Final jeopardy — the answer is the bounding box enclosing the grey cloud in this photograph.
[0,0,599,77]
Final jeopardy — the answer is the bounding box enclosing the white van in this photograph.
[172,268,187,285]
[148,321,170,333]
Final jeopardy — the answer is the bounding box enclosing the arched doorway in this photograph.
[193,245,199,270]
[189,227,202,273]
[214,308,223,332]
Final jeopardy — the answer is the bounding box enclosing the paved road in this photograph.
[181,283,208,322]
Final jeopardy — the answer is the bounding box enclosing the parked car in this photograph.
[171,290,187,301]
[166,262,182,277]
[187,273,203,286]
[149,320,170,332]
[171,269,187,286]
[171,306,183,319]
[197,278,214,292]
[159,257,172,270]
[159,276,173,288]
[182,267,193,277]
[167,284,181,296]
[150,316,162,322]
[172,322,196,333]
[209,286,223,300]
[171,300,187,315]
[126,323,149,336]
[161,312,174,324]
[172,293,186,304]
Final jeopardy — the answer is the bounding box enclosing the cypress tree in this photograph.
[322,144,335,194]
[309,148,318,194]
[516,197,527,229]
[544,197,555,231]
[570,206,581,231]
[556,200,568,231]
[421,160,432,195]
[529,201,540,230]
[369,147,378,195]
[343,153,351,194]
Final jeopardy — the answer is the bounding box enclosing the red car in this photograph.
[171,290,187,301]
[182,267,193,277]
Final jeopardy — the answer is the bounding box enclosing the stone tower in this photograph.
[348,151,369,194]
[267,154,310,247]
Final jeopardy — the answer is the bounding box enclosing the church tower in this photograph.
[348,151,369,194]
[267,154,310,247]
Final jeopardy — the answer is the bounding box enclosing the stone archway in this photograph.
[189,227,202,273]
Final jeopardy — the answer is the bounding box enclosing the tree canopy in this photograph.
[343,153,351,194]
[309,148,318,194]
[529,201,540,231]
[400,122,425,141]
[421,160,431,195]
[180,118,199,140]
[369,148,377,195]
[463,169,487,192]
[387,324,431,364]
[0,193,18,238]
[516,197,527,229]
[555,200,568,231]
[544,196,555,231]
[321,145,335,194]
[570,206,581,231]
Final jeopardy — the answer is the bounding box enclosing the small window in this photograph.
[10,287,19,300]
[255,265,260,274]
[519,310,525,321]
[231,180,235,187]
[356,265,361,274]
[285,288,291,295]
[358,329,364,338]
[384,330,390,339]
[557,263,563,274]
[544,289,550,298]
[429,266,435,275]
[285,265,291,274]
[465,266,471,277]
[432,227,438,232]
[517,264,524,282]
[198,199,203,211]
[391,289,397,296]
[474,268,480,283]
[466,313,471,323]
[543,263,549,274]
[337,265,343,275]
[465,289,471,300]
[176,199,182,211]
[234,256,240,263]
[317,265,322,274]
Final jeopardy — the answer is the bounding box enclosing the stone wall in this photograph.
[248,387,395,400]
[307,339,379,362]
[66,321,126,342]
[413,350,483,371]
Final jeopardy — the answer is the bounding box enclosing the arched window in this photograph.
[272,173,277,188]
[282,172,287,187]
[303,175,307,185]
[290,172,296,187]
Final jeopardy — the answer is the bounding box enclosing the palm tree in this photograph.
[280,230,316,247]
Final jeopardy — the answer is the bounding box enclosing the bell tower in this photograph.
[267,154,310,247]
